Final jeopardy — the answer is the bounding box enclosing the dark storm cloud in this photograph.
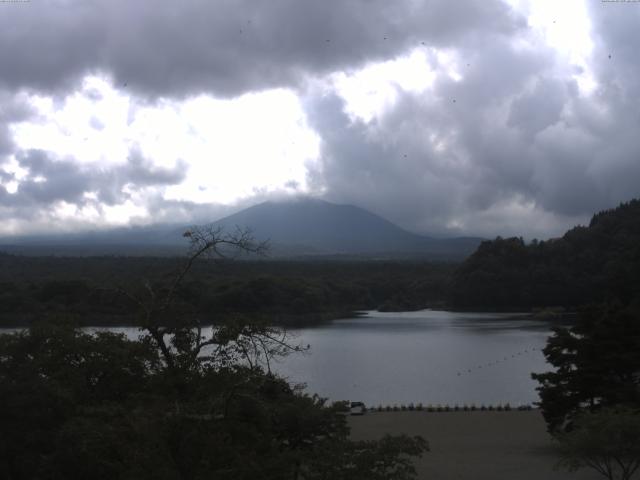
[304,15,640,239]
[519,2,640,218]
[125,149,187,188]
[0,126,12,158]
[140,197,235,226]
[0,91,35,156]
[303,31,554,235]
[0,169,13,183]
[588,2,640,92]
[507,78,568,138]
[573,2,640,206]
[0,0,523,98]
[1,148,187,209]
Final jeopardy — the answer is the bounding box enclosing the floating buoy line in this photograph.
[455,347,542,377]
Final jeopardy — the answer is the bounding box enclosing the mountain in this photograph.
[209,198,481,259]
[0,198,482,259]
[451,198,640,308]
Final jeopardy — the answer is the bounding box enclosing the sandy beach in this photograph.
[349,410,601,480]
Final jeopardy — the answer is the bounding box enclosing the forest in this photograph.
[451,199,640,310]
[0,255,453,328]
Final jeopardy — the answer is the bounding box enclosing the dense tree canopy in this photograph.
[0,254,454,328]
[0,323,429,479]
[555,407,640,480]
[532,304,640,433]
[452,199,640,309]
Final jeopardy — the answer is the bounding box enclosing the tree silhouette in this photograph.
[0,226,428,479]
[556,407,640,480]
[532,304,640,433]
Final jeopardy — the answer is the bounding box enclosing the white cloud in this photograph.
[331,48,438,123]
[507,0,596,94]
[10,77,321,206]
[164,89,320,203]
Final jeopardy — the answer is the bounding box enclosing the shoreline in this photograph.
[0,307,575,330]
[0,303,582,332]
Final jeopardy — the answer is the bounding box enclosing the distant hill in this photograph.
[0,198,481,259]
[0,223,187,256]
[208,198,481,259]
[451,199,640,308]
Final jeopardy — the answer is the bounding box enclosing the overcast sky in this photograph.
[0,0,639,239]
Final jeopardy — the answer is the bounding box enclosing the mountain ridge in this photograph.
[0,197,482,259]
[209,198,481,259]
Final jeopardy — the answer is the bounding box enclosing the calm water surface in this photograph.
[271,310,555,407]
[1,310,557,406]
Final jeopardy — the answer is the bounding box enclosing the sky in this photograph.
[0,0,639,239]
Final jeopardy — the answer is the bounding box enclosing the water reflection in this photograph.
[328,310,549,334]
[273,310,556,406]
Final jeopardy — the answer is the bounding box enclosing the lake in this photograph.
[1,310,558,407]
[271,310,556,407]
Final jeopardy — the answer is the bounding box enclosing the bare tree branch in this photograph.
[116,225,307,375]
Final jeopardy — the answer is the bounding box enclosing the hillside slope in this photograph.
[451,199,640,308]
[211,198,480,259]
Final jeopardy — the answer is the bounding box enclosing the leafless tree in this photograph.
[119,225,306,372]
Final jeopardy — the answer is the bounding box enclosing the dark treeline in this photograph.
[451,199,640,309]
[0,255,454,327]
